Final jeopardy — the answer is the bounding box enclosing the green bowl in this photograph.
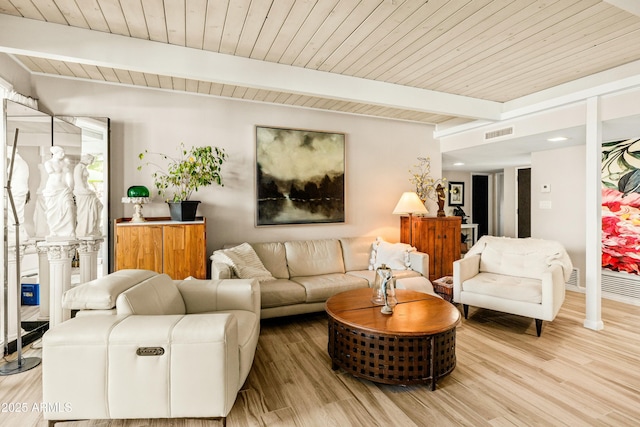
[127,185,150,197]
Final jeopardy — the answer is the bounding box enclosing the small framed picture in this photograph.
[448,182,464,206]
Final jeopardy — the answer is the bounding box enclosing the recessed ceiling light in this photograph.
[453,162,465,166]
[547,136,568,142]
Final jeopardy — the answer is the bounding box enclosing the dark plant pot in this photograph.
[168,201,200,222]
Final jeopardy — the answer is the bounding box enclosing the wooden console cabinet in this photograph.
[115,217,207,279]
[400,216,461,282]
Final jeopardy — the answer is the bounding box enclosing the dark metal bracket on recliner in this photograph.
[136,347,165,356]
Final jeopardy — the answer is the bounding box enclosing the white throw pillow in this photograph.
[212,243,275,282]
[371,238,415,270]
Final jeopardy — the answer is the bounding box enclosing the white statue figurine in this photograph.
[33,163,50,238]
[43,146,76,239]
[74,153,103,237]
[7,149,30,242]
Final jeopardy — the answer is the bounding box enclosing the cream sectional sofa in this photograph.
[43,269,260,424]
[210,237,433,319]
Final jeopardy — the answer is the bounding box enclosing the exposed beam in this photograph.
[0,14,502,121]
[502,60,640,120]
[435,59,640,139]
[604,0,640,17]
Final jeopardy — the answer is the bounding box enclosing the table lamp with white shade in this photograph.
[392,191,428,246]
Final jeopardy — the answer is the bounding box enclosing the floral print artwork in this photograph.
[602,138,640,274]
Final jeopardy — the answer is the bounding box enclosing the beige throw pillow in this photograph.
[212,243,275,282]
[371,238,415,270]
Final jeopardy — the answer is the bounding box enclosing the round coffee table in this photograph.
[325,288,460,389]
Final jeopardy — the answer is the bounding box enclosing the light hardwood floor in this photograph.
[1,290,639,426]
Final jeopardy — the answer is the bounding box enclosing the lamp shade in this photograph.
[392,192,428,215]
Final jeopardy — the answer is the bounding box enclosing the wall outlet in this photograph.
[541,184,551,193]
[539,200,552,209]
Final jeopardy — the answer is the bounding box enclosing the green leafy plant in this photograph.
[138,143,228,202]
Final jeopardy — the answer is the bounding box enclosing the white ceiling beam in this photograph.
[0,14,502,121]
[501,59,640,120]
[436,59,640,139]
[604,0,640,17]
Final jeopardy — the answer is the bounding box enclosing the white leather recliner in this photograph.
[42,269,260,426]
[453,236,572,336]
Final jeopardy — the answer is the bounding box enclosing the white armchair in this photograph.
[453,236,572,336]
[43,270,260,426]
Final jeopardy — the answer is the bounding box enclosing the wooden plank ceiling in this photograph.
[1,0,640,124]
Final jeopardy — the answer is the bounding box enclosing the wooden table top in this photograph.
[325,288,460,336]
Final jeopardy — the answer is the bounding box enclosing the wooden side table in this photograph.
[433,276,454,302]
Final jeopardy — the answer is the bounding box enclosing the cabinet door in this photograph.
[115,224,163,273]
[438,219,461,278]
[411,219,438,279]
[163,223,207,279]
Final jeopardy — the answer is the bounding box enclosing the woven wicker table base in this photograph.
[325,289,460,389]
[327,318,456,388]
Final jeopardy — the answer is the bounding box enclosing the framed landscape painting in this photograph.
[256,126,345,226]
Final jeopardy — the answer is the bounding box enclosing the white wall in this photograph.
[445,169,515,238]
[30,75,440,258]
[501,167,518,238]
[442,170,470,216]
[0,53,33,98]
[531,145,586,284]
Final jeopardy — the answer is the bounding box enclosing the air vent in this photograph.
[484,126,514,140]
[566,268,579,287]
[601,270,640,300]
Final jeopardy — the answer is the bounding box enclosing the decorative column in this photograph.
[37,241,79,328]
[78,237,104,283]
[584,96,604,331]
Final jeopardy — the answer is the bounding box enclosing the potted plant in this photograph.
[138,143,228,221]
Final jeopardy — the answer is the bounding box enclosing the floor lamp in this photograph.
[392,192,428,246]
[1,129,41,375]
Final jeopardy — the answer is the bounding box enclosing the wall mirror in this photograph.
[4,100,52,243]
[2,99,52,350]
[2,101,111,354]
[54,116,111,277]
